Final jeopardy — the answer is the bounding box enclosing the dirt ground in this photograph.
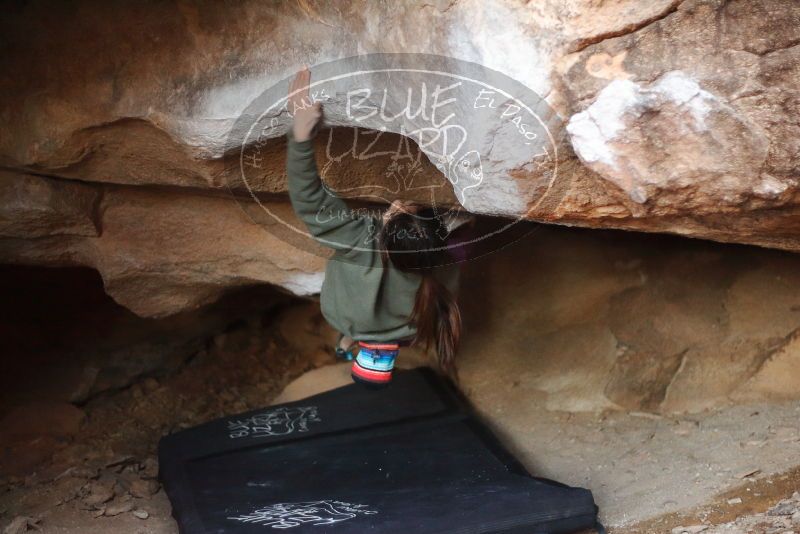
[459,364,800,530]
[0,307,330,534]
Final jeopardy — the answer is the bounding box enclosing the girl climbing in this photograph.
[286,67,462,387]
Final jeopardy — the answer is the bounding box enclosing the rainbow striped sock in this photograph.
[351,342,399,388]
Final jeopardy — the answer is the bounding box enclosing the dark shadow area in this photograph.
[0,264,298,415]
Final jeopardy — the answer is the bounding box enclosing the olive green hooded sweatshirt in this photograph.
[286,133,459,342]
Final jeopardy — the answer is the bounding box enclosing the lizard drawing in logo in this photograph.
[437,149,484,206]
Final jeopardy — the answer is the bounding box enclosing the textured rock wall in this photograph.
[0,0,798,316]
[457,226,800,414]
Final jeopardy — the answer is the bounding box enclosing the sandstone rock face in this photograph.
[456,226,800,414]
[566,71,772,206]
[0,179,326,316]
[0,0,798,318]
[557,0,800,248]
[0,172,99,239]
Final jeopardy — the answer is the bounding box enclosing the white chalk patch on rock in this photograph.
[282,271,326,296]
[652,71,714,128]
[566,71,770,207]
[156,115,240,160]
[566,78,643,168]
[444,1,552,99]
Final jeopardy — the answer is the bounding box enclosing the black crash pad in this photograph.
[159,368,600,533]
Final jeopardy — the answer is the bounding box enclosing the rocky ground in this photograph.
[665,492,800,534]
[0,302,333,534]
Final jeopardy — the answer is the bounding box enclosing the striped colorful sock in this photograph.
[351,342,399,388]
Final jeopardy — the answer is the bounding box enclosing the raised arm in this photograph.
[286,67,371,251]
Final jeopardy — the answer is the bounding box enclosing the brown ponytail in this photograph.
[411,274,462,378]
[379,208,462,378]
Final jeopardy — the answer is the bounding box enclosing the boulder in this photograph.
[0,171,98,239]
[456,226,800,414]
[0,0,797,317]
